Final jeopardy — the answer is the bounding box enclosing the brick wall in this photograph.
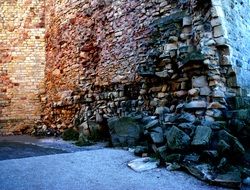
[0,0,249,135]
[0,0,45,134]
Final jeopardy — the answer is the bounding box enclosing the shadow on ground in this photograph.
[0,135,107,161]
[0,141,68,161]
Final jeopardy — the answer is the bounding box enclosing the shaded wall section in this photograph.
[215,0,250,95]
[0,0,45,134]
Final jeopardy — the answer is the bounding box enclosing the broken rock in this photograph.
[192,76,208,88]
[185,101,207,109]
[150,131,164,144]
[183,163,214,181]
[218,130,245,155]
[177,112,196,123]
[128,157,158,172]
[212,166,242,188]
[191,125,212,146]
[165,126,191,150]
[108,117,143,147]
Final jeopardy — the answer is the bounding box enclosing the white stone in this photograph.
[214,37,227,46]
[155,70,168,78]
[213,25,225,38]
[128,157,158,172]
[200,86,211,96]
[205,39,216,46]
[183,16,192,26]
[211,5,225,18]
[185,101,207,109]
[164,43,177,51]
[211,18,222,27]
[192,76,208,88]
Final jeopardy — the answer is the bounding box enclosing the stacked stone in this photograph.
[107,108,246,187]
[42,0,177,131]
[43,0,249,151]
[0,0,246,187]
[104,1,248,187]
[213,0,250,92]
[135,0,249,134]
[210,0,250,145]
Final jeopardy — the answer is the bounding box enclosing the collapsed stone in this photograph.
[107,117,144,147]
[191,125,212,146]
[165,126,191,150]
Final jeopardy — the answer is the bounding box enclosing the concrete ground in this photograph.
[0,136,228,190]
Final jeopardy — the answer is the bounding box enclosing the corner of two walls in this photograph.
[0,0,249,135]
[42,0,227,131]
[209,0,250,136]
[211,0,250,105]
[42,0,250,133]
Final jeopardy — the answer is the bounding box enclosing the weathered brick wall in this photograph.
[43,0,97,129]
[0,0,45,135]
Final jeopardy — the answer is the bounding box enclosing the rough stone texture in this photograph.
[0,0,45,134]
[1,1,249,187]
[42,0,231,132]
[108,117,143,147]
[165,126,191,150]
[191,125,212,146]
[212,0,250,96]
[42,0,183,130]
[210,0,250,144]
[0,0,249,138]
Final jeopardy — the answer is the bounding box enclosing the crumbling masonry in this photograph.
[1,0,250,187]
[1,0,249,138]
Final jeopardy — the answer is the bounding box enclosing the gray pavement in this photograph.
[0,147,228,190]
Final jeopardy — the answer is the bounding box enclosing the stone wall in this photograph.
[43,0,177,131]
[0,0,249,135]
[216,0,250,144]
[213,0,250,96]
[0,0,45,135]
[42,0,239,132]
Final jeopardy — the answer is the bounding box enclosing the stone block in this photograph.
[185,101,207,109]
[211,18,222,27]
[108,117,144,147]
[192,76,208,88]
[183,16,192,26]
[213,25,225,38]
[165,126,191,150]
[191,125,212,146]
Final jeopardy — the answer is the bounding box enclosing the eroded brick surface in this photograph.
[0,0,45,134]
